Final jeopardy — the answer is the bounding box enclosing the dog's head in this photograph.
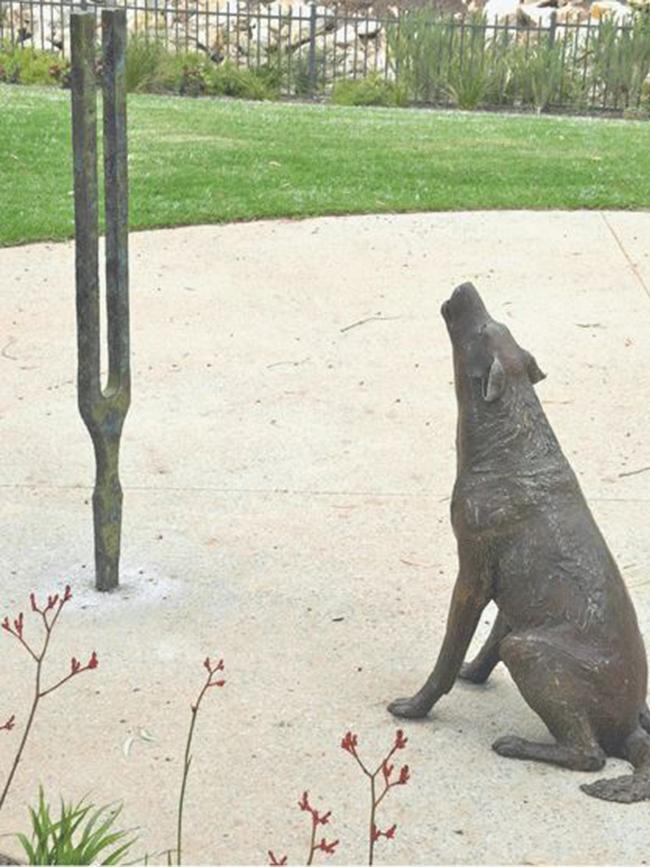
[441,282,545,406]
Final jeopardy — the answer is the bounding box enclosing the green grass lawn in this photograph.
[2,84,649,247]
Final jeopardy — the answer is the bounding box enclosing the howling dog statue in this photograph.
[389,282,650,803]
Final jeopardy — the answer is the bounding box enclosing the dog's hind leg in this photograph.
[492,630,606,772]
[582,728,650,802]
[459,610,510,685]
[639,704,650,733]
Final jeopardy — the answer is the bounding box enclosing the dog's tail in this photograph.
[581,723,650,803]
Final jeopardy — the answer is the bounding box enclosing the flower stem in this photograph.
[0,681,38,813]
[306,818,317,866]
[368,773,377,866]
[0,619,53,813]
[176,684,208,866]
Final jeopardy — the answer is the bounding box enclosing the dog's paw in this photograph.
[492,734,525,758]
[387,696,431,719]
[458,662,490,684]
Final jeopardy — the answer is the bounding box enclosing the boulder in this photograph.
[589,0,632,21]
[516,3,557,24]
[356,17,383,37]
[482,0,522,22]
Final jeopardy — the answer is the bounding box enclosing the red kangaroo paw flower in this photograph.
[317,838,339,855]
[341,730,358,755]
[398,764,410,785]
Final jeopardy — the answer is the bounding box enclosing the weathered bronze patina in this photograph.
[389,282,650,803]
[71,9,130,592]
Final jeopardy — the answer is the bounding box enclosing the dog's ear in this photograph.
[483,356,506,402]
[523,350,546,385]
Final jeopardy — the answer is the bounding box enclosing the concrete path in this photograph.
[1,211,650,865]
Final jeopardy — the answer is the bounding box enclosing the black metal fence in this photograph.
[2,0,650,111]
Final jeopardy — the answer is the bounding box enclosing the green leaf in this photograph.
[14,789,138,865]
[16,831,36,864]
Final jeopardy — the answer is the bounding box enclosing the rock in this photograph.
[331,18,382,47]
[517,3,557,24]
[589,0,632,20]
[555,4,589,21]
[482,0,521,23]
[356,17,383,38]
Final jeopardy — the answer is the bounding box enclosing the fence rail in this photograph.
[2,0,650,111]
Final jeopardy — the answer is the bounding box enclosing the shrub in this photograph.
[331,73,408,107]
[386,8,455,104]
[125,34,170,92]
[588,14,650,109]
[385,7,650,112]
[48,59,71,88]
[0,46,63,86]
[446,14,495,110]
[205,61,277,100]
[285,46,329,96]
[151,51,209,95]
[0,55,21,84]
[509,36,565,113]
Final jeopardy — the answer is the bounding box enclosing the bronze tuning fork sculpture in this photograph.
[71,8,130,591]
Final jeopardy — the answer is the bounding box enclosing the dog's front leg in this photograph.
[388,551,490,719]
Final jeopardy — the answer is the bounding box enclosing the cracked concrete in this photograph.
[1,211,650,864]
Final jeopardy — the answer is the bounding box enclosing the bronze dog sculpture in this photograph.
[389,282,650,803]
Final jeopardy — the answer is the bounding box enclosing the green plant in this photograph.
[510,34,565,113]
[257,55,285,93]
[623,104,650,118]
[16,788,136,865]
[0,56,20,84]
[205,61,277,100]
[125,35,169,92]
[178,63,208,97]
[48,59,71,88]
[121,33,279,98]
[331,73,408,107]
[0,46,63,86]
[387,10,515,109]
[447,15,494,110]
[386,8,456,103]
[154,51,208,94]
[588,13,650,109]
[482,26,518,106]
[287,46,328,97]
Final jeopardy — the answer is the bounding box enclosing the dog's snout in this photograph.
[442,282,490,330]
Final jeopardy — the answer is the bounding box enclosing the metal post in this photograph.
[307,0,317,97]
[548,10,557,48]
[70,8,131,592]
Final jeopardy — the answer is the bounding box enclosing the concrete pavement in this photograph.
[1,211,650,864]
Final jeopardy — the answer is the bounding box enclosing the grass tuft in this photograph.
[16,787,136,865]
